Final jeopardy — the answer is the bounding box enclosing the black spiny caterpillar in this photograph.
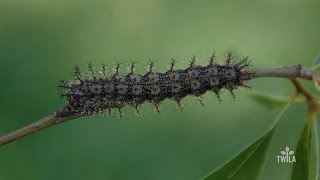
[59,53,254,116]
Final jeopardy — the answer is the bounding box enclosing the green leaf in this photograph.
[203,129,274,180]
[310,118,319,180]
[311,56,320,73]
[291,113,319,180]
[313,80,320,93]
[315,55,320,66]
[248,92,295,109]
[203,94,297,180]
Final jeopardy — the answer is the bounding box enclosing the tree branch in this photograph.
[253,64,320,82]
[0,64,319,147]
[0,107,79,146]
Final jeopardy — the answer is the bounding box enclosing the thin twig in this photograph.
[290,79,314,101]
[0,64,319,147]
[253,64,320,82]
[0,107,79,146]
[290,78,318,112]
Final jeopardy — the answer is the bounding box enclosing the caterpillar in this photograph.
[59,53,254,117]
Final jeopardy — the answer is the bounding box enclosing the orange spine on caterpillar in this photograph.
[59,53,255,117]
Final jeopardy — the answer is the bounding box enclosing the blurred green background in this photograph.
[0,0,320,179]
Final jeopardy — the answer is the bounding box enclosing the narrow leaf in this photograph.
[310,114,319,180]
[312,55,320,72]
[314,55,320,66]
[203,94,297,180]
[313,80,320,93]
[291,113,318,180]
[248,92,300,109]
[204,129,274,180]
